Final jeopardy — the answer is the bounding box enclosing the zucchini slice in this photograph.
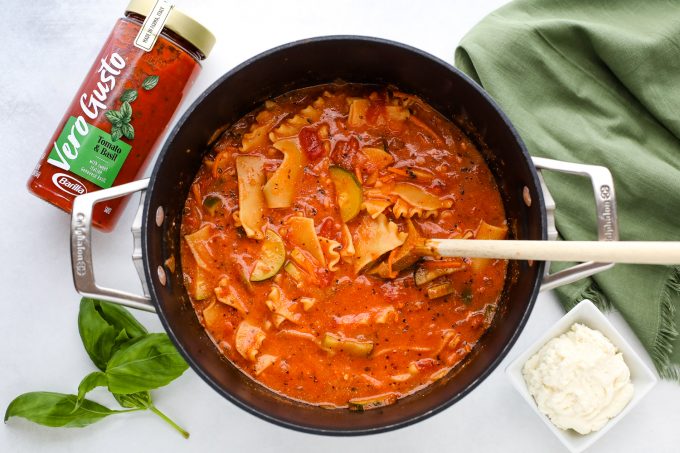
[329,166,363,222]
[348,393,398,412]
[202,195,222,216]
[250,229,286,282]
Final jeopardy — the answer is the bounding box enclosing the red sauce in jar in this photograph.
[28,5,213,231]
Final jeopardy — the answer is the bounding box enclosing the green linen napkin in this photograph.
[455,0,680,381]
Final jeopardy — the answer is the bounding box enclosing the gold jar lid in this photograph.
[126,0,216,58]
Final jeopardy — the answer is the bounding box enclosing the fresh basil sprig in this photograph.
[5,298,190,438]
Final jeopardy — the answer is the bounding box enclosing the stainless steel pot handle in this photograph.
[71,178,155,312]
[532,156,619,291]
[69,157,618,310]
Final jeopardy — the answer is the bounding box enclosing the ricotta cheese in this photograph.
[522,323,634,435]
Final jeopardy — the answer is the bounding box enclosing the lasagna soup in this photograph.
[180,85,508,409]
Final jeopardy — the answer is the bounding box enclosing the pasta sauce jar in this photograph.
[27,0,215,231]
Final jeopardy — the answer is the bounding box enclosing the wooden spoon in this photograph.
[417,239,680,265]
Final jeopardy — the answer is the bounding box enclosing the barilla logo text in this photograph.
[47,53,126,172]
[52,173,87,196]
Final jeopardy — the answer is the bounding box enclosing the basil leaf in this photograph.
[76,372,108,408]
[97,300,147,339]
[121,123,135,140]
[4,392,121,428]
[105,110,123,124]
[120,89,138,103]
[106,333,188,394]
[142,75,159,90]
[78,298,148,370]
[119,102,132,123]
[114,391,151,409]
[113,329,131,350]
[78,299,117,370]
[111,127,123,142]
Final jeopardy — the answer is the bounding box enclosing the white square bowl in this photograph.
[505,299,658,453]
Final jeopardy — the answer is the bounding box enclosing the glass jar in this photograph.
[27,0,215,231]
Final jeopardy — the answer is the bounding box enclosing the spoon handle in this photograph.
[428,239,680,265]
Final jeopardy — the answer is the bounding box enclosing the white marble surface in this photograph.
[0,0,677,452]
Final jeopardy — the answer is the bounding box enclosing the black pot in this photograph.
[71,36,615,435]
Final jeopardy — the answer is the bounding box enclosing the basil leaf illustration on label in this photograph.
[105,333,188,394]
[121,123,135,140]
[4,392,130,428]
[105,110,123,127]
[119,102,132,123]
[120,89,138,103]
[110,126,123,142]
[142,75,159,90]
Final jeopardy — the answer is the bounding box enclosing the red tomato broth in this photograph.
[180,84,508,408]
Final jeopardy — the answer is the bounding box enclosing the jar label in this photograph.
[134,0,175,52]
[47,116,132,188]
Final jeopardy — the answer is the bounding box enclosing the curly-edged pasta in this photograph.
[392,198,439,219]
[319,237,342,271]
[353,213,407,272]
[235,321,266,361]
[340,224,355,262]
[265,286,301,328]
[270,97,325,140]
[181,84,508,409]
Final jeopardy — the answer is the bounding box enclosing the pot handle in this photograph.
[71,179,156,312]
[532,157,619,292]
[69,158,617,306]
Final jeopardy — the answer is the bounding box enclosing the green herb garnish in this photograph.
[121,123,135,140]
[461,286,474,305]
[119,101,132,123]
[5,298,190,438]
